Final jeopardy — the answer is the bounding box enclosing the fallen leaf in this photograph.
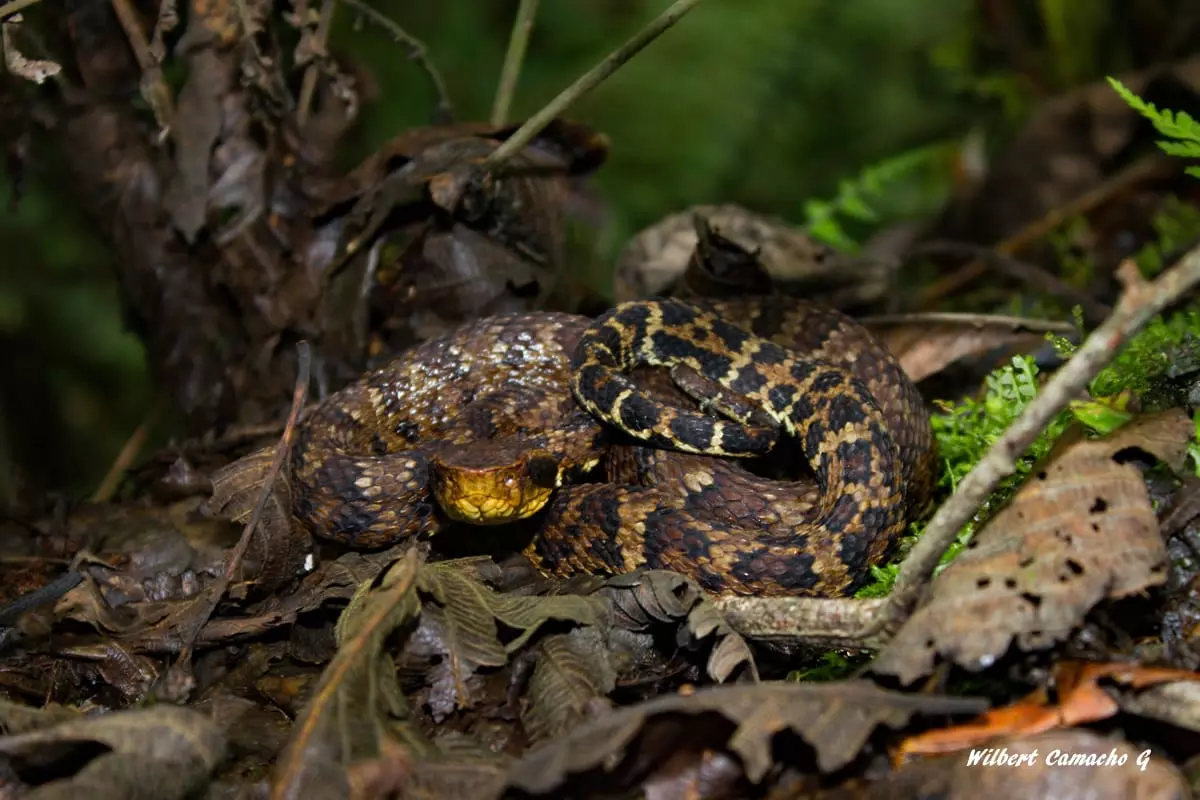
[897,660,1200,758]
[873,409,1192,684]
[0,703,225,799]
[505,681,985,795]
[604,571,757,683]
[523,628,617,743]
[405,560,609,720]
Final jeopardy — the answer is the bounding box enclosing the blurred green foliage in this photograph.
[0,0,1190,498]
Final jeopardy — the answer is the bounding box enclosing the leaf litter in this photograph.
[7,3,1200,799]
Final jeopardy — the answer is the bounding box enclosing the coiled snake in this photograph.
[286,297,936,597]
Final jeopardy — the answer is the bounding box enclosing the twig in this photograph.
[485,0,703,169]
[0,0,41,23]
[910,240,1112,321]
[296,0,337,127]
[918,154,1175,306]
[90,401,163,503]
[176,342,311,666]
[870,250,1200,637]
[714,596,887,649]
[490,0,539,126]
[108,0,174,128]
[339,0,454,122]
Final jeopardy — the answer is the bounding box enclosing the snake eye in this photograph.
[527,455,560,489]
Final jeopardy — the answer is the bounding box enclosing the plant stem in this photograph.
[485,0,703,169]
[490,0,539,127]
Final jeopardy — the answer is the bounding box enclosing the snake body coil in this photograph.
[285,296,935,597]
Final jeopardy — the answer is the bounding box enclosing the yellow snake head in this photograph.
[428,441,562,525]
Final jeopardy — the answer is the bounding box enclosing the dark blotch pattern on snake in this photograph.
[526,296,936,597]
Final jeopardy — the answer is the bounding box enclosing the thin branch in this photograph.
[714,596,888,650]
[176,342,311,666]
[871,250,1200,637]
[918,154,1175,306]
[910,239,1113,321]
[296,0,337,127]
[339,0,454,122]
[490,0,539,126]
[485,0,703,169]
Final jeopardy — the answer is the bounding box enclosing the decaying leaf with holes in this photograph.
[872,409,1193,684]
[502,681,985,797]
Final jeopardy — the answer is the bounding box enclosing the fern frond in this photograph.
[1108,77,1200,174]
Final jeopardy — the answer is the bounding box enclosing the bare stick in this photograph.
[296,0,337,127]
[918,154,1173,306]
[870,251,1200,636]
[176,342,311,666]
[491,0,539,126]
[339,0,454,121]
[715,596,889,649]
[910,240,1112,320]
[485,0,703,169]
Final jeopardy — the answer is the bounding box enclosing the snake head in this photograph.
[428,441,562,525]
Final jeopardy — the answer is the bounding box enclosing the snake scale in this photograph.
[288,296,936,597]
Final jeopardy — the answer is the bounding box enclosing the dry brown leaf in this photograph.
[604,571,757,682]
[0,703,225,799]
[505,681,985,795]
[205,446,311,592]
[859,729,1187,800]
[873,409,1192,684]
[405,560,609,721]
[861,312,1074,383]
[897,661,1200,759]
[523,628,617,743]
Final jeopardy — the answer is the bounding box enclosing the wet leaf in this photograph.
[873,409,1192,684]
[861,312,1074,383]
[0,703,225,799]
